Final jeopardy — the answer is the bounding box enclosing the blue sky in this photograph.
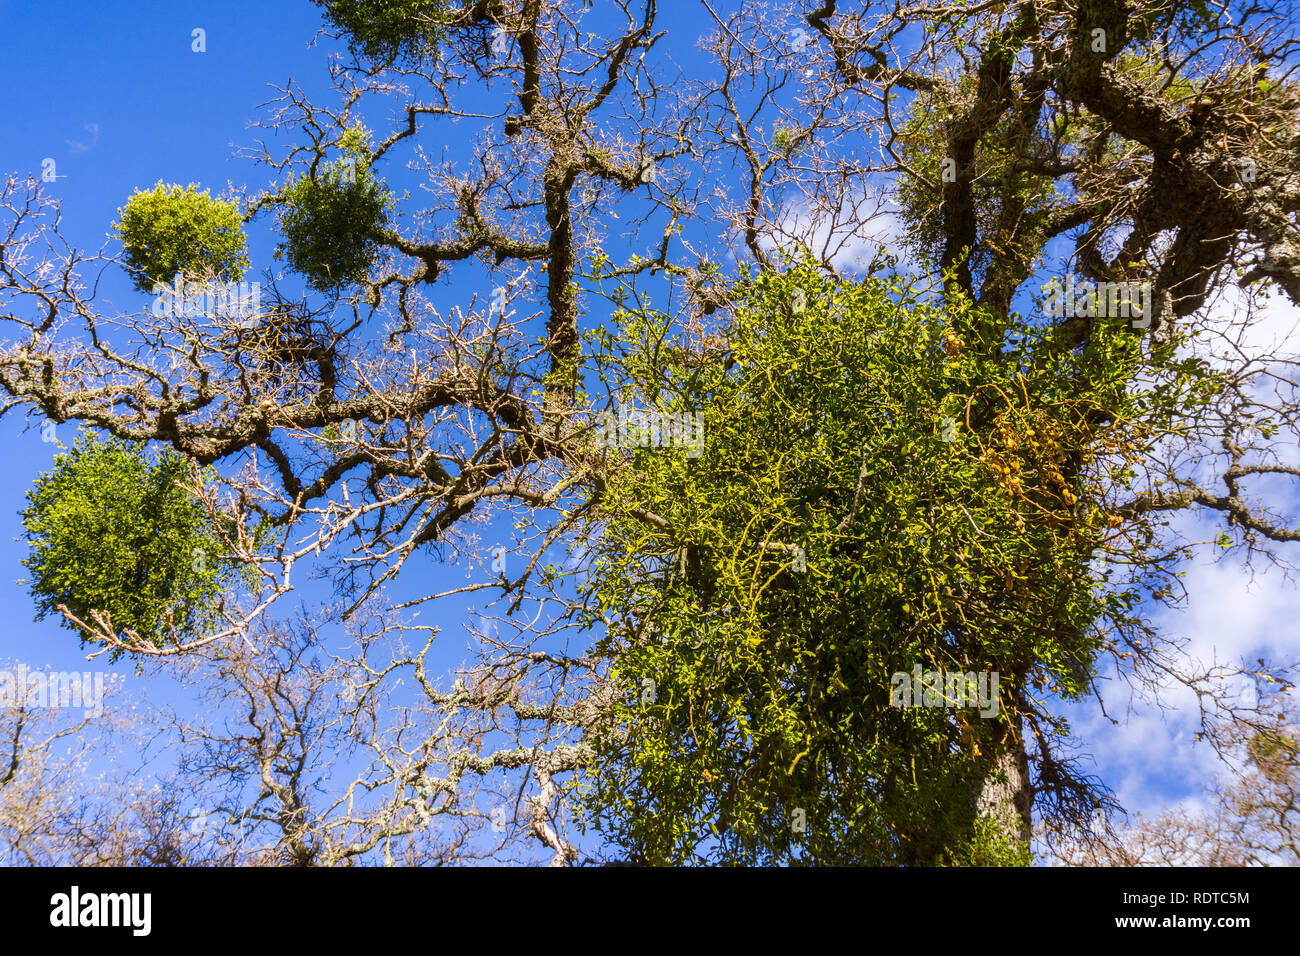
[0,0,705,861]
[0,1,575,666]
[1,0,1296,862]
[0,1,335,661]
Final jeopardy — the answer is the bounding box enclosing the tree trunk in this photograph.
[972,717,1033,848]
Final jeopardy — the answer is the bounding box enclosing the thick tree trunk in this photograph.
[972,718,1033,848]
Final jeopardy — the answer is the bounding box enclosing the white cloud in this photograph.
[1052,286,1300,828]
[65,122,100,154]
[758,189,922,276]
